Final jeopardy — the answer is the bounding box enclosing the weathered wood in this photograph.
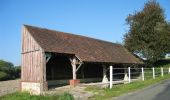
[21,27,44,82]
[72,58,77,80]
[45,53,52,63]
[102,65,108,83]
[69,56,83,80]
[76,62,83,72]
[70,57,77,80]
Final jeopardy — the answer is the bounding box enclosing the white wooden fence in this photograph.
[109,66,170,89]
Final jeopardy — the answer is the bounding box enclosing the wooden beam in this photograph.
[69,56,83,80]
[21,49,40,54]
[46,53,51,63]
[75,55,83,64]
[76,62,83,72]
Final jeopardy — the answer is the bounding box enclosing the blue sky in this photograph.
[0,0,170,66]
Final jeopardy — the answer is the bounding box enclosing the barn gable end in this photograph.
[21,26,46,94]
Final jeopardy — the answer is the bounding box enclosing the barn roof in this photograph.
[24,25,143,64]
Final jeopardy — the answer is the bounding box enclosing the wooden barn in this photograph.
[21,25,142,94]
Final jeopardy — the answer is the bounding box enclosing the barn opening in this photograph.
[46,53,104,89]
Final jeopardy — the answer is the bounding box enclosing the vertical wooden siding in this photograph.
[21,27,44,82]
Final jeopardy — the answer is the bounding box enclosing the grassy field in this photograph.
[144,64,170,80]
[86,74,170,100]
[0,92,74,100]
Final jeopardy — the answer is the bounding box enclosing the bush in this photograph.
[0,71,9,81]
[0,60,21,81]
[58,93,74,100]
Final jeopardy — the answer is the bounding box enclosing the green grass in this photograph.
[144,64,170,80]
[86,74,170,100]
[0,92,74,100]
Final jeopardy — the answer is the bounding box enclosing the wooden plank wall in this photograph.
[21,27,44,82]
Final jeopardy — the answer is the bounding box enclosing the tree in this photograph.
[0,60,14,74]
[0,71,9,81]
[13,66,21,78]
[0,60,21,80]
[124,0,170,65]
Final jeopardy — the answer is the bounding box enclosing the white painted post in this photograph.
[152,67,155,79]
[142,67,144,81]
[110,66,113,89]
[72,64,76,80]
[169,67,170,74]
[128,67,131,83]
[71,58,77,80]
[161,67,163,77]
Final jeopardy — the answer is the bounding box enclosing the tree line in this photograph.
[0,60,20,81]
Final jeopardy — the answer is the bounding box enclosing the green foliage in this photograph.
[0,60,21,81]
[124,0,170,65]
[0,71,9,81]
[0,92,74,100]
[0,60,14,73]
[58,93,74,100]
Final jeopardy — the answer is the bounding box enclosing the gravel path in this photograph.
[0,79,20,96]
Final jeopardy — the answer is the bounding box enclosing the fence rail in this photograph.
[109,66,170,89]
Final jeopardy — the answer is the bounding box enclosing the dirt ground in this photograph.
[0,80,105,100]
[0,79,94,99]
[44,84,94,100]
[0,79,20,96]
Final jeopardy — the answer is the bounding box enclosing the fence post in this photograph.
[110,66,113,89]
[161,67,163,77]
[152,67,155,79]
[128,67,131,83]
[169,67,170,74]
[142,67,144,81]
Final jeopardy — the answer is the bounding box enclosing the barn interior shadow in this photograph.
[46,53,103,90]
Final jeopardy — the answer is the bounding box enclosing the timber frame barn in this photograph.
[21,25,142,94]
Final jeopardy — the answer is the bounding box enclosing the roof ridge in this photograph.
[23,24,121,46]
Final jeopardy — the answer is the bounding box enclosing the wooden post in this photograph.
[142,67,144,81]
[72,58,77,80]
[128,67,131,83]
[103,65,107,78]
[110,66,113,89]
[102,65,108,83]
[152,67,155,79]
[69,57,80,87]
[43,51,47,91]
[124,67,129,83]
